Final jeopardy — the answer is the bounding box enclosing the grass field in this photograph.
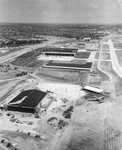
[102,49,110,52]
[115,50,122,66]
[100,61,122,96]
[85,43,99,50]
[101,53,111,60]
[113,43,122,49]
[102,44,110,50]
[71,59,87,64]
[94,53,99,59]
[112,37,122,42]
[75,52,90,59]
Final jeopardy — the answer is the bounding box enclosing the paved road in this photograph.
[98,40,116,97]
[108,39,122,78]
[98,41,112,82]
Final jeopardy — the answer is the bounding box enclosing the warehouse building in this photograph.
[43,60,92,71]
[41,48,78,53]
[7,89,47,113]
[41,48,78,56]
[83,85,103,94]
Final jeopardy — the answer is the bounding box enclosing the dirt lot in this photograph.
[49,100,122,150]
[36,68,89,85]
[1,96,122,150]
[88,74,102,86]
[0,63,25,80]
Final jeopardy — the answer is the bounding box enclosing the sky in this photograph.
[0,0,122,24]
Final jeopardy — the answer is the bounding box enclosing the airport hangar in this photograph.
[40,48,92,71]
[41,48,78,57]
[43,60,92,71]
[7,89,47,113]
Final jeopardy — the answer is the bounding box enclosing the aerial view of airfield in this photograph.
[1,0,122,150]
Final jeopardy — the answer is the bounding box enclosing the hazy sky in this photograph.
[0,0,122,24]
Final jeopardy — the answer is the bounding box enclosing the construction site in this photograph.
[0,34,122,150]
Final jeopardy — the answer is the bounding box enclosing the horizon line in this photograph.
[0,22,122,25]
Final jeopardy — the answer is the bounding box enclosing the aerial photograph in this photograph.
[0,0,122,150]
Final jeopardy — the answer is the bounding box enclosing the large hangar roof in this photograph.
[44,60,92,70]
[41,48,78,53]
[9,89,47,108]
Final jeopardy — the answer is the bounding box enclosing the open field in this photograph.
[51,39,76,47]
[102,44,110,50]
[0,47,23,57]
[112,37,122,42]
[49,100,122,150]
[102,49,110,52]
[94,52,99,59]
[0,145,5,150]
[37,68,89,85]
[101,53,111,60]
[88,74,102,86]
[85,43,99,50]
[37,82,85,101]
[0,71,18,80]
[115,50,122,66]
[0,64,25,80]
[71,59,87,64]
[113,42,122,49]
[100,61,122,96]
[11,56,45,68]
[0,79,25,102]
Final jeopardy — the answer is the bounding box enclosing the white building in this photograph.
[83,85,103,94]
